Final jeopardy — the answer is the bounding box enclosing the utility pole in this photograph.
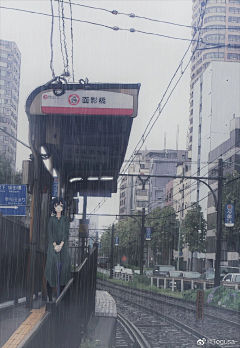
[110,224,114,279]
[214,158,223,287]
[177,220,181,271]
[140,207,145,276]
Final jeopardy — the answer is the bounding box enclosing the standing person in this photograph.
[44,197,71,301]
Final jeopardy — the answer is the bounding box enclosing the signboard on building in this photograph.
[0,184,27,216]
[41,90,134,116]
[145,227,151,240]
[225,204,234,227]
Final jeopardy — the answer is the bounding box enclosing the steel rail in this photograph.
[117,313,152,348]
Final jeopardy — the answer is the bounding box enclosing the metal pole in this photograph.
[110,224,114,279]
[177,220,181,271]
[214,158,223,287]
[81,195,87,262]
[140,207,145,275]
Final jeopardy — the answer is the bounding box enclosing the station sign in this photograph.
[41,90,134,116]
[145,227,151,240]
[225,204,234,227]
[0,184,27,216]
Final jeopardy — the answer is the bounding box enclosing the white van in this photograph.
[222,273,240,283]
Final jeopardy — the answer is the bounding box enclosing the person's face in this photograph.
[54,202,63,213]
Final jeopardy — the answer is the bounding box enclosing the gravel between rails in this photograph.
[97,279,240,348]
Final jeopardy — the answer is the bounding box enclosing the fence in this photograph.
[0,214,30,303]
[20,244,98,348]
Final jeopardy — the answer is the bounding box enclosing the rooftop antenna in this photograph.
[176,124,179,151]
[164,132,167,150]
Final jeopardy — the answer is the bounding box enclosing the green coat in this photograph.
[44,215,71,287]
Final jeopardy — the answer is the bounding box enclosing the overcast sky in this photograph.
[0,0,193,229]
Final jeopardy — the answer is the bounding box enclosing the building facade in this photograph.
[188,0,240,159]
[0,39,21,170]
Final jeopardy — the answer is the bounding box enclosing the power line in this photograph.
[49,0,55,78]
[57,0,67,70]
[0,5,203,44]
[55,0,240,32]
[89,4,208,216]
[60,0,69,72]
[69,0,75,82]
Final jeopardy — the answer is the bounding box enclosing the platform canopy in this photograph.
[26,81,140,197]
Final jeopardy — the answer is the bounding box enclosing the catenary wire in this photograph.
[69,0,75,82]
[57,0,67,70]
[49,0,55,78]
[60,0,69,71]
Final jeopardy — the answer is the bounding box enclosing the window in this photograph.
[229,16,240,23]
[204,15,226,23]
[203,52,224,59]
[0,62,7,68]
[228,34,240,41]
[229,7,240,14]
[229,0,240,3]
[229,26,240,32]
[227,53,240,59]
[205,6,226,14]
[204,34,225,41]
[140,164,145,169]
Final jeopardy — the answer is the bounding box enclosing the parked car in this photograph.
[153,265,175,276]
[222,273,240,283]
[202,268,215,280]
[166,271,183,278]
[144,270,153,276]
[182,271,201,279]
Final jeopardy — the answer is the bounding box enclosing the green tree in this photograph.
[181,203,207,254]
[222,171,240,254]
[147,206,178,265]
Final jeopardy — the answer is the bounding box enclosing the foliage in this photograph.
[99,207,179,266]
[181,204,207,253]
[222,171,240,253]
[147,206,178,264]
[182,286,240,310]
[0,155,22,184]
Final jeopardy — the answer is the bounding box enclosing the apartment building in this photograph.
[0,39,21,170]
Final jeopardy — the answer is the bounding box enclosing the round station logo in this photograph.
[43,94,48,99]
[68,94,80,105]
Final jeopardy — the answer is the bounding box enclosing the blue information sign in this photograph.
[225,204,234,227]
[145,227,151,240]
[0,184,27,216]
[52,177,58,197]
[115,236,119,246]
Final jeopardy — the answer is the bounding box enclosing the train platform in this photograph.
[0,298,46,348]
[0,291,117,348]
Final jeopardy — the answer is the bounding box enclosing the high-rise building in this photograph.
[0,39,21,170]
[188,0,240,158]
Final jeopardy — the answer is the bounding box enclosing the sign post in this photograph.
[196,290,204,320]
[0,184,27,216]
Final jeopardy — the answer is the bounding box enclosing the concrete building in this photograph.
[0,39,21,170]
[119,149,187,217]
[188,0,240,159]
[119,150,151,217]
[188,60,240,269]
[207,117,240,268]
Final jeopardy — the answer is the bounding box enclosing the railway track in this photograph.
[97,279,240,348]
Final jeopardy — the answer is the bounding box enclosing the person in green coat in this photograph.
[44,197,71,301]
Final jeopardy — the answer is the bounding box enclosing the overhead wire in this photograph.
[49,0,55,78]
[69,0,75,82]
[57,0,67,70]
[60,0,69,72]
